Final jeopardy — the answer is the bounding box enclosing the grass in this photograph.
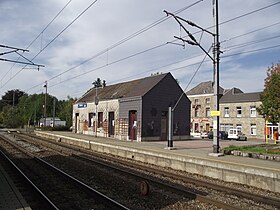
[224,144,280,155]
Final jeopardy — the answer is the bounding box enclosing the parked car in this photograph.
[207,131,228,140]
[201,131,208,139]
[228,129,247,141]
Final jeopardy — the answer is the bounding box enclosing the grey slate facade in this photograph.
[73,73,191,141]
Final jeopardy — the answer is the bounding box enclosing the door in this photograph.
[160,111,168,140]
[108,112,115,137]
[129,110,137,140]
[75,113,79,133]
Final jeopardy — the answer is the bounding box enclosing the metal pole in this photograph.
[53,98,56,127]
[34,100,37,127]
[12,91,15,128]
[44,81,47,127]
[168,106,173,148]
[95,87,98,137]
[213,0,220,153]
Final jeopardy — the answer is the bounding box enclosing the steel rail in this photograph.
[1,134,130,210]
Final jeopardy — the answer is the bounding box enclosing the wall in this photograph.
[220,101,264,138]
[73,99,119,138]
[142,74,191,140]
[119,96,142,141]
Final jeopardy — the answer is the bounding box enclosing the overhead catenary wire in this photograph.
[24,0,206,92]
[43,0,205,82]
[13,1,280,98]
[0,0,72,84]
[1,0,98,89]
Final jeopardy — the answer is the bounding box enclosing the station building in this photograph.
[72,73,191,141]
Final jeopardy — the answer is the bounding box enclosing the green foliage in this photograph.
[257,63,280,124]
[0,90,74,128]
[223,145,280,155]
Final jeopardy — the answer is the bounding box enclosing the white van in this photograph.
[228,129,247,141]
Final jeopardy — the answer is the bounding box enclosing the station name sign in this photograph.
[78,103,87,108]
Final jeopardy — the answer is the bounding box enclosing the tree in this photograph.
[257,63,280,124]
[56,96,75,127]
[0,89,27,111]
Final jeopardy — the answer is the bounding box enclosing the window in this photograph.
[236,124,242,132]
[194,98,199,104]
[206,107,210,117]
[250,124,257,135]
[88,113,94,127]
[97,112,103,128]
[195,109,200,117]
[250,106,256,117]
[224,107,229,117]
[236,106,242,117]
[205,98,211,104]
[220,123,233,132]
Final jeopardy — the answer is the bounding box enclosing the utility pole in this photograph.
[212,0,220,153]
[12,91,15,128]
[164,0,221,153]
[53,98,56,127]
[44,81,47,127]
[95,87,98,137]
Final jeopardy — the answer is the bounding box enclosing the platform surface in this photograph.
[41,131,280,172]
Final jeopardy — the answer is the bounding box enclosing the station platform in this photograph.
[34,131,280,193]
[0,163,31,210]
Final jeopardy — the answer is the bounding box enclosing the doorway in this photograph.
[129,110,137,140]
[75,113,79,133]
[108,112,115,137]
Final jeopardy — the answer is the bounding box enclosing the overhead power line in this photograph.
[0,0,72,84]
[1,0,98,89]
[23,1,280,96]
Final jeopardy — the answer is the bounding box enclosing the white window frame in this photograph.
[206,107,210,117]
[205,98,211,104]
[224,107,229,117]
[250,106,256,117]
[236,106,242,117]
[195,109,200,117]
[236,124,242,132]
[194,98,199,104]
[250,124,257,135]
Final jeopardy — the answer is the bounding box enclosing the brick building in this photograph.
[186,81,272,139]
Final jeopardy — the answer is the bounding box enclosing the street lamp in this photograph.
[43,81,47,127]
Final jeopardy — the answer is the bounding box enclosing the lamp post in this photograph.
[94,87,99,137]
[43,81,47,127]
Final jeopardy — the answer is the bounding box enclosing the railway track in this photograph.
[3,131,280,209]
[0,134,129,210]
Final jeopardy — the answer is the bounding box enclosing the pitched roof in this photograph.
[220,88,262,103]
[76,73,169,103]
[186,81,224,95]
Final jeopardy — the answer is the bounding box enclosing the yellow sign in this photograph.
[210,111,220,116]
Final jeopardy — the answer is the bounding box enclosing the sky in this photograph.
[0,0,279,100]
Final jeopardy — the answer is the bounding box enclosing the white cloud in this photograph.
[0,0,279,99]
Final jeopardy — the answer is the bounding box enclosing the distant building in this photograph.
[186,81,224,134]
[186,81,277,139]
[219,88,264,139]
[39,117,66,127]
[73,73,191,141]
